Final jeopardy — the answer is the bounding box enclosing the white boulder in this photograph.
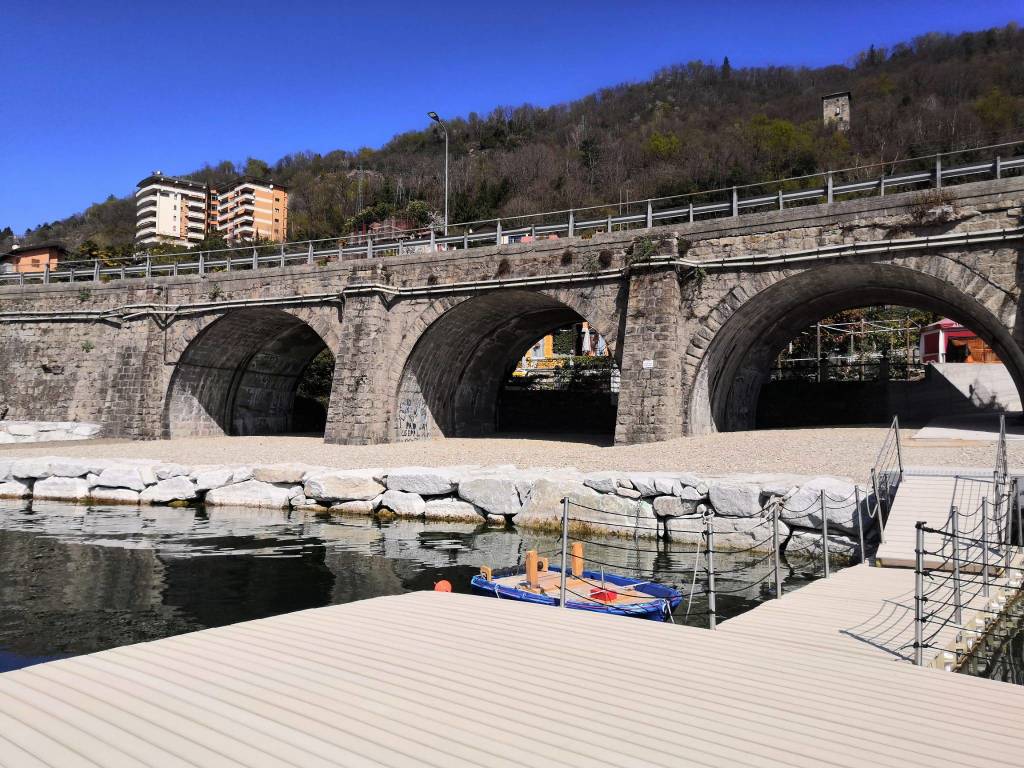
[386,467,458,496]
[192,467,235,492]
[303,473,385,502]
[379,489,426,517]
[11,458,54,479]
[666,514,787,551]
[329,499,376,515]
[423,498,484,521]
[457,477,522,517]
[94,466,150,492]
[34,476,91,501]
[89,488,141,505]
[0,479,32,498]
[206,480,293,509]
[140,476,197,504]
[709,481,763,517]
[253,464,308,484]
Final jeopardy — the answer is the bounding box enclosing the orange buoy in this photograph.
[434,580,452,592]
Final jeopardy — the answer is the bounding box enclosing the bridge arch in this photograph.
[687,259,1024,433]
[164,307,337,437]
[390,289,620,440]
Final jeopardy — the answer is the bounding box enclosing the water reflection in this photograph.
[0,500,821,672]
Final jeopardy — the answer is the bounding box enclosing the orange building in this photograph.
[0,243,66,273]
[136,173,288,247]
[209,177,288,243]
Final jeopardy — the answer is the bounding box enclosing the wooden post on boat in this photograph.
[571,542,584,577]
[526,550,539,590]
[559,497,569,609]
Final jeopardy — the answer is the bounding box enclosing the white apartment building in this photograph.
[136,173,289,247]
[135,173,209,247]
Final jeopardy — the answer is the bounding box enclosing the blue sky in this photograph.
[1,1,1021,233]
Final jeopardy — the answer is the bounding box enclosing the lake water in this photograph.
[0,498,835,672]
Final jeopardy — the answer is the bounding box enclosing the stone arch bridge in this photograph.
[1,177,1022,444]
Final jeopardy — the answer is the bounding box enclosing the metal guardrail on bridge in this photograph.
[4,139,1024,287]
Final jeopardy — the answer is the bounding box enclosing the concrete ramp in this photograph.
[928,362,1021,412]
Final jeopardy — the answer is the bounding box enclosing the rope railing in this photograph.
[912,467,1024,668]
[4,140,1023,287]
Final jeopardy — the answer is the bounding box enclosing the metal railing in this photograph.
[554,485,847,629]
[868,416,903,546]
[4,139,1024,287]
[912,420,1024,669]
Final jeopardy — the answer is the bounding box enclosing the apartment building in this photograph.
[209,178,288,243]
[135,173,209,247]
[135,173,288,247]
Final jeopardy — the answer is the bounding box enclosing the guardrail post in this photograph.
[43,264,49,284]
[820,489,830,577]
[463,232,469,250]
[307,243,314,265]
[688,202,694,223]
[935,155,943,189]
[429,229,436,252]
[731,187,738,217]
[145,255,152,278]
[606,215,612,233]
[366,235,373,259]
[567,211,575,238]
[826,172,834,204]
[1015,477,1022,547]
[914,521,925,666]
[705,513,716,629]
[19,272,24,286]
[855,485,865,563]
[251,248,258,271]
[981,497,990,598]
[894,415,904,480]
[559,497,570,609]
[777,190,784,210]
[198,251,205,276]
[94,260,101,282]
[879,176,886,197]
[772,503,783,599]
[995,156,1002,179]
[645,201,653,229]
[279,248,286,268]
[951,505,962,625]
[69,267,75,283]
[871,467,886,544]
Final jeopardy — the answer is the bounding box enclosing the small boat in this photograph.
[470,545,683,620]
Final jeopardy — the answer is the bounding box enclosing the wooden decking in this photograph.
[1,590,1023,767]
[721,560,1022,668]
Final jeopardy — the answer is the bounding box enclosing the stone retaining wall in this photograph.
[0,422,101,443]
[0,456,870,557]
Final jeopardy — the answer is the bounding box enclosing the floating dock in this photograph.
[1,588,1023,767]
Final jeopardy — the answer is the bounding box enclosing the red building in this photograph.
[919,318,1000,364]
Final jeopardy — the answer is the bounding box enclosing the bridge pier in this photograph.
[614,265,686,444]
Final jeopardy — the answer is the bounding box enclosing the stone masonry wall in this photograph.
[0,176,1021,444]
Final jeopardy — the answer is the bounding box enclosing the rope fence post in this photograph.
[705,513,716,630]
[1016,477,1022,547]
[951,505,962,626]
[894,415,904,480]
[871,467,886,544]
[981,497,990,598]
[854,485,865,564]
[820,489,830,578]
[772,503,783,599]
[559,497,569,610]
[914,521,925,666]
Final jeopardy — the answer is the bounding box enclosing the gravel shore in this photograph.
[2,427,1018,481]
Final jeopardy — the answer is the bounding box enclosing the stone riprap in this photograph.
[0,421,100,443]
[0,458,872,556]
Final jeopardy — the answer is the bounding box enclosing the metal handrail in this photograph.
[4,141,1023,287]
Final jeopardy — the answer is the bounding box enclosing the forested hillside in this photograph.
[6,24,1023,259]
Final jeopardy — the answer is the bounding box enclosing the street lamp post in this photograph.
[428,111,449,236]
